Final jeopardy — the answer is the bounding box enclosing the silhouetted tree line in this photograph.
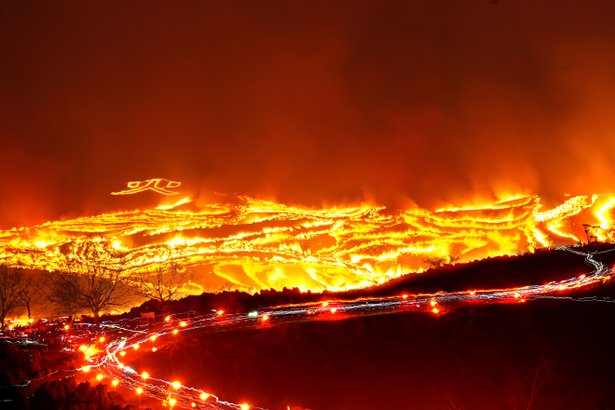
[115,242,615,321]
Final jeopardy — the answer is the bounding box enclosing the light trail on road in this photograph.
[72,245,615,410]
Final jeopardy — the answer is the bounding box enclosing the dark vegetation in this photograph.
[118,244,615,320]
[0,341,135,410]
[28,379,131,410]
[3,244,615,409]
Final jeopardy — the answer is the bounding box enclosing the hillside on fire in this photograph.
[3,244,615,409]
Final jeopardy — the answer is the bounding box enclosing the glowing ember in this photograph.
[1,194,614,296]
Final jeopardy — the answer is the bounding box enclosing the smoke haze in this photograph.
[2,1,615,228]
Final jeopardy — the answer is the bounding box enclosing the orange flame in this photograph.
[0,194,614,295]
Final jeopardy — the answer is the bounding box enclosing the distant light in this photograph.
[111,379,119,387]
[141,371,149,380]
[165,316,172,322]
[261,314,270,322]
[199,392,210,401]
[401,294,409,300]
[81,365,91,373]
[119,351,126,357]
[136,387,143,395]
[216,309,224,316]
[96,374,104,382]
[133,343,139,350]
[99,336,106,343]
[79,345,87,352]
[171,380,181,390]
[430,300,437,307]
[169,397,177,407]
[322,301,329,307]
[432,307,440,314]
[150,335,158,342]
[191,403,196,408]
[172,329,179,335]
[241,404,250,410]
[330,308,337,314]
[248,311,258,318]
[152,347,158,352]
[64,324,70,331]
[179,321,188,327]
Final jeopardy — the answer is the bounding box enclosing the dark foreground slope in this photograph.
[128,244,615,409]
[4,244,615,410]
[146,296,615,409]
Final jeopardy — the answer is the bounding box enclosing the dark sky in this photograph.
[2,1,615,228]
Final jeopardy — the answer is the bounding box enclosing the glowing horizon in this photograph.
[1,192,614,296]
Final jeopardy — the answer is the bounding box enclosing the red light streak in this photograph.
[76,245,614,410]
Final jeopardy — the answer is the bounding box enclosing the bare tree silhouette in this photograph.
[136,247,187,312]
[48,239,130,318]
[17,269,43,319]
[0,265,23,329]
